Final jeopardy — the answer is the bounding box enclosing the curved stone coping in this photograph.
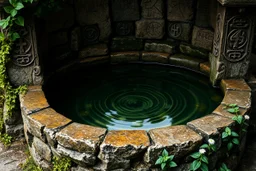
[19,78,251,170]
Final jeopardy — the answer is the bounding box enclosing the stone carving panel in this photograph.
[82,25,100,45]
[223,16,252,63]
[136,20,165,39]
[75,0,111,41]
[115,22,134,36]
[167,0,194,22]
[168,22,192,42]
[213,14,221,57]
[141,0,163,19]
[111,0,140,21]
[192,26,214,51]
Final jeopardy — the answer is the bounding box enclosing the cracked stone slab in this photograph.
[187,114,235,149]
[33,136,52,162]
[20,88,49,115]
[144,125,202,164]
[56,122,106,154]
[220,79,251,93]
[222,90,251,109]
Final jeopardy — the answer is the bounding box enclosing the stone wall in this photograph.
[40,0,217,73]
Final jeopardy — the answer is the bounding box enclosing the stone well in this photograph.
[1,0,256,170]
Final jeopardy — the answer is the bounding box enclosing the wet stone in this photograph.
[167,0,194,22]
[111,37,143,51]
[167,22,192,42]
[144,41,176,54]
[111,0,140,21]
[56,122,107,154]
[169,54,205,71]
[111,52,140,63]
[192,26,214,51]
[79,44,108,58]
[99,130,150,169]
[75,0,111,41]
[136,19,165,39]
[33,136,52,162]
[142,52,169,64]
[179,44,209,59]
[200,62,210,76]
[20,89,49,115]
[220,79,251,93]
[222,91,251,109]
[187,114,235,149]
[144,125,202,164]
[141,0,164,19]
[213,104,249,119]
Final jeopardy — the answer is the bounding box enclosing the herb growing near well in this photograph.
[52,156,72,171]
[155,149,177,170]
[218,163,231,171]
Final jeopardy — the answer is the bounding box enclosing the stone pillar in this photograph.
[8,17,43,86]
[210,2,255,85]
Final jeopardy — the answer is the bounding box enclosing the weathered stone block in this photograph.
[20,89,49,115]
[136,20,165,39]
[79,56,110,65]
[192,26,214,51]
[111,52,140,63]
[222,91,251,109]
[169,54,205,70]
[141,0,164,19]
[57,144,96,166]
[213,104,249,119]
[220,79,251,93]
[167,0,194,21]
[49,31,68,47]
[71,27,81,51]
[79,44,108,58]
[142,52,169,63]
[111,0,140,21]
[75,0,111,41]
[114,22,135,36]
[187,114,235,149]
[111,37,143,51]
[167,22,192,42]
[144,125,202,164]
[46,6,74,32]
[33,136,52,162]
[200,62,210,76]
[56,123,106,154]
[195,0,211,27]
[179,44,209,59]
[144,41,176,54]
[99,130,150,170]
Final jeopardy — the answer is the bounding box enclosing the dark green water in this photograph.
[44,64,223,130]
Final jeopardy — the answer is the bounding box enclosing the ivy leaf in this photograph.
[190,152,201,159]
[4,6,13,14]
[0,19,9,29]
[161,162,166,170]
[225,127,232,135]
[162,149,168,157]
[10,32,20,41]
[237,115,243,124]
[200,144,209,149]
[14,16,24,26]
[232,138,239,145]
[227,142,233,151]
[228,104,237,107]
[14,2,24,10]
[222,132,228,139]
[169,161,177,168]
[201,163,209,171]
[191,160,201,171]
[201,155,208,164]
[9,0,17,6]
[0,32,5,41]
[169,155,174,161]
[155,157,163,165]
[231,131,239,137]
[227,108,236,114]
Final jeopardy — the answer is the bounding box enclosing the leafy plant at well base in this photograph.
[218,163,231,171]
[52,156,72,171]
[155,149,177,170]
[222,127,239,151]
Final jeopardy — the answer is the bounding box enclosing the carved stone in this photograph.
[167,22,192,42]
[167,0,194,22]
[111,0,140,21]
[75,0,111,41]
[136,20,165,39]
[114,22,134,36]
[8,17,43,86]
[210,6,255,85]
[192,26,214,51]
[141,0,164,19]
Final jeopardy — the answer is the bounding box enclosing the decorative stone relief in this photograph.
[213,14,222,57]
[192,26,214,51]
[136,20,165,39]
[141,0,164,19]
[82,25,100,45]
[167,0,194,22]
[168,22,192,42]
[115,22,134,36]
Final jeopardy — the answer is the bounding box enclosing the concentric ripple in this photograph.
[44,64,223,130]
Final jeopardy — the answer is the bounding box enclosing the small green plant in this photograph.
[222,127,239,151]
[223,104,240,115]
[52,156,72,171]
[218,163,231,171]
[200,139,217,155]
[155,149,177,170]
[0,133,12,147]
[21,156,43,171]
[190,148,208,171]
